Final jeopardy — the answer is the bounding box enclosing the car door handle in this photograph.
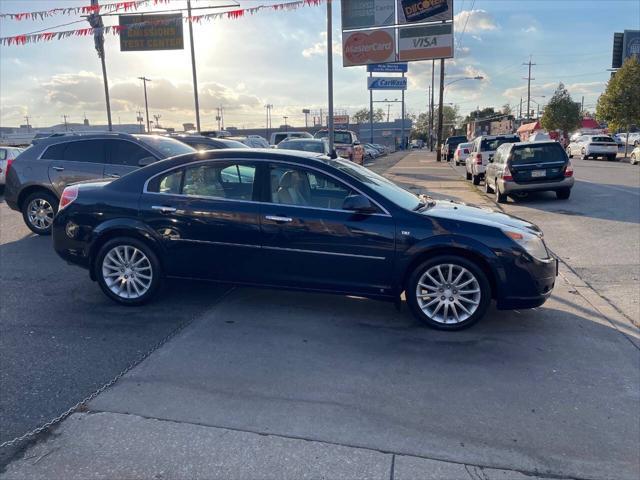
[105,173,120,178]
[152,206,177,213]
[52,166,64,172]
[265,215,293,223]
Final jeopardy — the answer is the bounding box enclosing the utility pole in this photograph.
[387,103,391,122]
[220,106,224,130]
[24,115,31,131]
[401,71,405,150]
[62,115,69,131]
[136,111,144,133]
[522,55,535,120]
[153,114,161,128]
[265,104,272,139]
[581,96,584,114]
[186,0,201,132]
[430,59,435,151]
[436,58,445,162]
[283,116,289,132]
[216,107,221,130]
[326,0,334,153]
[138,76,152,132]
[88,0,112,131]
[519,97,522,119]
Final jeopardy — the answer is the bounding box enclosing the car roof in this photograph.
[31,131,140,146]
[507,140,559,147]
[477,134,519,140]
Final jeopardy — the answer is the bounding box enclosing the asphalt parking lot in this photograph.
[1,151,639,479]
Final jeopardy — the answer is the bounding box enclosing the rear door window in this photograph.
[510,144,566,165]
[43,140,107,163]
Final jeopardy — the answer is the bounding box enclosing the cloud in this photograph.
[454,9,498,34]
[302,31,342,58]
[522,25,537,33]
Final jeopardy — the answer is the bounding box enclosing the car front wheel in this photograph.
[406,256,491,330]
[22,191,58,235]
[96,237,162,306]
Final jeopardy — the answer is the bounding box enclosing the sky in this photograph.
[0,0,638,130]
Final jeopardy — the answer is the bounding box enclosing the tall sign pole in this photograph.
[430,60,435,151]
[401,71,405,149]
[436,58,445,162]
[138,76,152,132]
[88,0,112,131]
[326,0,334,153]
[186,0,201,132]
[369,72,374,143]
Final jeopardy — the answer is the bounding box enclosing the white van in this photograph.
[270,131,313,145]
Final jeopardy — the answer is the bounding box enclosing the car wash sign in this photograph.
[368,77,408,90]
[119,13,184,51]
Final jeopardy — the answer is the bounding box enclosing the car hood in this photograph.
[423,200,542,236]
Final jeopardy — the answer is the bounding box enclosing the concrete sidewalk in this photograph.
[2,151,638,480]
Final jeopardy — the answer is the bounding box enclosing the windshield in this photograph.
[134,135,195,158]
[323,159,421,211]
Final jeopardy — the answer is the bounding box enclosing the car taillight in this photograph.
[475,153,483,165]
[59,185,79,210]
[564,161,573,177]
[502,165,513,181]
[5,158,13,176]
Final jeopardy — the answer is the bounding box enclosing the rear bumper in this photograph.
[499,176,574,194]
[586,147,617,156]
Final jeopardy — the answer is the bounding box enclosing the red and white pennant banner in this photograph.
[0,0,169,21]
[1,0,324,46]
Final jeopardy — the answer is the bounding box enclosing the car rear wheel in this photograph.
[22,191,58,235]
[472,174,481,185]
[556,188,571,200]
[581,149,588,160]
[466,170,472,180]
[495,183,507,203]
[406,256,491,330]
[96,237,162,306]
[608,154,618,161]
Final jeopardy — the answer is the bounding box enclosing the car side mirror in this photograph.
[138,156,156,167]
[342,194,377,213]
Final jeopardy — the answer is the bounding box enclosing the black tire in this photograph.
[466,170,472,181]
[22,190,58,236]
[485,177,494,194]
[495,184,507,203]
[610,154,618,162]
[472,174,480,185]
[406,255,491,330]
[95,237,162,306]
[631,153,637,165]
[556,188,571,200]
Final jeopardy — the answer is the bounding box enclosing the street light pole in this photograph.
[436,59,445,162]
[138,76,152,133]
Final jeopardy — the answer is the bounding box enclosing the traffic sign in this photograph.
[367,77,408,90]
[367,63,408,73]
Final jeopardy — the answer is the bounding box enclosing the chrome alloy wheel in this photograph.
[27,198,54,230]
[415,264,481,324]
[101,245,153,299]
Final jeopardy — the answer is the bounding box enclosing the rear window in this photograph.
[446,136,467,144]
[591,136,615,143]
[510,143,567,165]
[480,137,519,151]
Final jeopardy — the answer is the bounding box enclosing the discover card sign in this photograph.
[367,77,408,90]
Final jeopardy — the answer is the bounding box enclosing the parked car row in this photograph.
[461,135,574,203]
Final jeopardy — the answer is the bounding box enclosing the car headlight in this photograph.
[502,229,549,259]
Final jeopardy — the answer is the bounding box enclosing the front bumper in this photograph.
[496,254,558,310]
[499,176,574,194]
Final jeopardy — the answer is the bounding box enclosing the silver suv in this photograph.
[4,132,194,234]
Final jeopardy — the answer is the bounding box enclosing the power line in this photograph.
[455,0,476,55]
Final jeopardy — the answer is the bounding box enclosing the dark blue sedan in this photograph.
[52,149,557,330]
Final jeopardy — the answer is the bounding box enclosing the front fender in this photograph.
[394,234,506,294]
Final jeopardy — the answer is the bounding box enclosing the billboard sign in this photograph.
[367,77,408,90]
[367,62,409,73]
[343,28,397,66]
[398,23,453,61]
[326,115,350,125]
[397,0,453,24]
[119,14,184,51]
[341,0,395,30]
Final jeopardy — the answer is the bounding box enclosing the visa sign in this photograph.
[367,77,408,90]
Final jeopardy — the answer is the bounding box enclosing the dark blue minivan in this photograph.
[52,149,557,330]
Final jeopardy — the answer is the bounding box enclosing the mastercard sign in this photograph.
[342,29,397,67]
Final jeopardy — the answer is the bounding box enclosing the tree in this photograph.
[411,112,429,141]
[502,104,512,116]
[352,108,386,124]
[540,83,582,143]
[596,56,640,156]
[435,105,460,134]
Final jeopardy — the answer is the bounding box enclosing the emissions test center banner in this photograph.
[119,13,184,51]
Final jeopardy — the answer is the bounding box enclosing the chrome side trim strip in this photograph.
[171,238,386,260]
